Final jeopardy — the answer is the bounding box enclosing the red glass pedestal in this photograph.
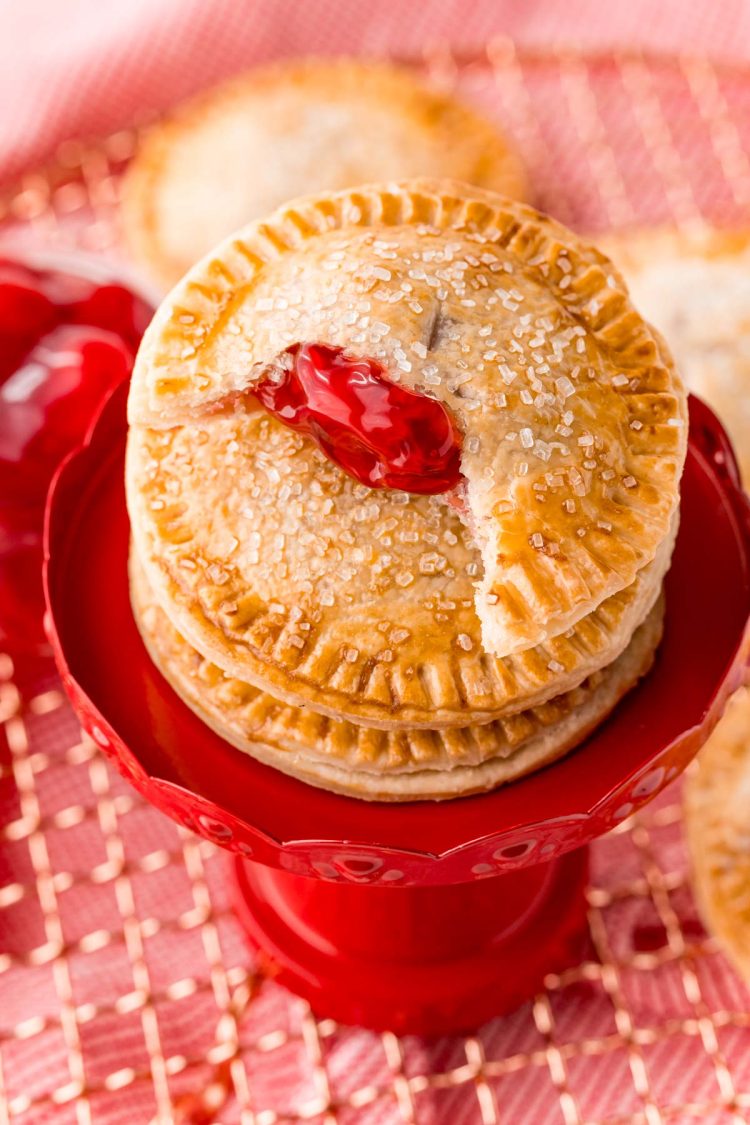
[45,385,750,1034]
[233,851,588,1032]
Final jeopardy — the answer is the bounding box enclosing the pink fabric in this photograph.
[2,0,750,181]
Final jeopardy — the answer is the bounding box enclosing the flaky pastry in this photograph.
[128,407,675,728]
[685,687,750,983]
[131,554,664,801]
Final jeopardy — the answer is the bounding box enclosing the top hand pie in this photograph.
[126,181,686,731]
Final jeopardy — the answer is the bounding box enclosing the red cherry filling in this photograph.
[0,258,153,650]
[253,343,462,494]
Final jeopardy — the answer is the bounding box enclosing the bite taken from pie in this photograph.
[125,180,687,800]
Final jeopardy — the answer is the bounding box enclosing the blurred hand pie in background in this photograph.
[604,225,750,484]
[685,686,750,983]
[122,58,527,290]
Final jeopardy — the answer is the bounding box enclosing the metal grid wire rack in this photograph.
[3,42,750,1125]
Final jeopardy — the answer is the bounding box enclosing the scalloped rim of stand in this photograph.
[44,383,750,883]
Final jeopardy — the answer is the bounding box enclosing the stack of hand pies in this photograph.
[125,180,687,800]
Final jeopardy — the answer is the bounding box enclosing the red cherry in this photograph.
[0,524,46,652]
[253,343,463,494]
[67,283,153,348]
[0,277,55,336]
[0,335,43,385]
[0,324,134,507]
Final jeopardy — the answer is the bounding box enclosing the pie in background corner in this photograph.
[605,224,750,974]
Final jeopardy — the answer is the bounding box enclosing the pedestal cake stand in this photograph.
[44,383,750,1036]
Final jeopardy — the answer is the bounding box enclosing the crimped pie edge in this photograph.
[684,687,750,984]
[127,476,674,730]
[132,553,664,801]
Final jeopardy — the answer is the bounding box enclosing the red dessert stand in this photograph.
[44,383,750,1036]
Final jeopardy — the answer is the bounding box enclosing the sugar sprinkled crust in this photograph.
[684,687,750,982]
[122,58,527,290]
[603,224,750,484]
[128,180,685,689]
[131,555,664,801]
[127,405,674,728]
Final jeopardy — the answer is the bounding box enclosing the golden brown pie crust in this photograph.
[127,181,685,731]
[684,687,750,982]
[131,554,664,801]
[128,405,674,728]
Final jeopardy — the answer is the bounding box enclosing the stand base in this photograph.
[232,849,589,1035]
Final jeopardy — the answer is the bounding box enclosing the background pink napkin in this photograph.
[2,0,750,182]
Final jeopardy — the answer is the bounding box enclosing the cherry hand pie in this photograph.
[122,59,527,290]
[131,553,664,800]
[126,180,687,798]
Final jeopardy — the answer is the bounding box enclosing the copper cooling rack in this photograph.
[3,43,750,1125]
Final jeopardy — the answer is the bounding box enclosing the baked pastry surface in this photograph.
[122,59,527,289]
[127,181,686,726]
[684,687,750,982]
[128,404,675,727]
[131,554,664,801]
[603,225,750,483]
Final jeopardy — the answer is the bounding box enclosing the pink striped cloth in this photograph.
[2,0,750,181]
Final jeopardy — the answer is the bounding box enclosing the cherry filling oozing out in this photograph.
[253,343,463,495]
[0,259,153,650]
